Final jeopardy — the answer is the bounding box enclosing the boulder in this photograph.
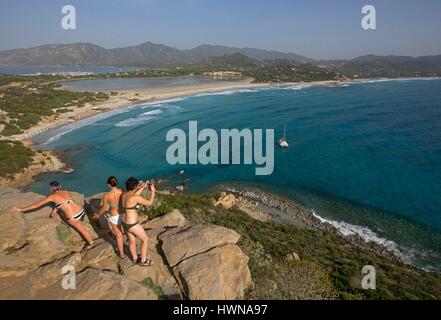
[212,193,238,209]
[119,230,182,299]
[0,210,26,252]
[33,268,158,300]
[173,244,252,300]
[81,241,119,273]
[159,224,241,267]
[0,217,69,277]
[0,253,82,299]
[0,191,96,276]
[286,252,301,262]
[143,209,187,230]
[28,253,83,293]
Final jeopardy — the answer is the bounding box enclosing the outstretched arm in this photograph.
[92,194,109,220]
[14,196,53,213]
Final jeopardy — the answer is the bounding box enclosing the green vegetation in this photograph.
[0,140,34,178]
[56,224,70,243]
[139,277,166,299]
[144,193,441,300]
[95,53,344,83]
[0,75,109,136]
[4,245,18,255]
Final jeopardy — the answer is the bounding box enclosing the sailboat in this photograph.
[279,124,289,148]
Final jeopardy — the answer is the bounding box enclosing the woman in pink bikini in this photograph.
[14,181,95,249]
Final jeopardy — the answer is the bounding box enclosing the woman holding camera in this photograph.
[121,177,156,266]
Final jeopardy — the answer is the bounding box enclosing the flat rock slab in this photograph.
[143,209,187,230]
[159,224,241,267]
[173,244,252,300]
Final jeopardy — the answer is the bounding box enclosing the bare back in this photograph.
[52,191,83,219]
[105,188,123,216]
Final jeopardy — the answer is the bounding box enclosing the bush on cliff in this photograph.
[144,193,441,300]
[0,140,34,178]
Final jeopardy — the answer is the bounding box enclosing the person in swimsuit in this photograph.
[92,176,125,259]
[14,181,95,249]
[121,177,156,266]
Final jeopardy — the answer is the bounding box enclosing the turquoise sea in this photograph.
[30,78,441,272]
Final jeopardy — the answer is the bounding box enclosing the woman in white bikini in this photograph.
[121,177,156,266]
[92,176,125,259]
[14,181,95,249]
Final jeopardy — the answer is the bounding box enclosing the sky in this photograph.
[0,0,440,60]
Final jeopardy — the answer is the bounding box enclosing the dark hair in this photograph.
[107,176,118,187]
[49,181,61,191]
[125,177,139,191]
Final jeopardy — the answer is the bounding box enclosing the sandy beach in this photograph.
[0,76,359,188]
[9,77,264,141]
[9,77,363,142]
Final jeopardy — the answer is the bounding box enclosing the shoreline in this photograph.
[1,75,440,272]
[225,188,404,263]
[7,75,441,143]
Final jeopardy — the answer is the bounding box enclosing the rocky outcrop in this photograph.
[0,151,65,189]
[143,209,187,230]
[173,244,252,300]
[0,191,252,300]
[212,192,238,209]
[159,224,252,300]
[119,229,182,299]
[81,241,119,273]
[0,190,73,277]
[213,192,271,222]
[159,224,241,267]
[33,269,158,300]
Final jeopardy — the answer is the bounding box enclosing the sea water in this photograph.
[30,79,441,271]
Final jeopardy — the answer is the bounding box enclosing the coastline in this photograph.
[8,75,440,143]
[2,75,440,274]
[225,188,404,263]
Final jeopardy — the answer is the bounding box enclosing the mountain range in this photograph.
[0,42,312,67]
[0,42,440,78]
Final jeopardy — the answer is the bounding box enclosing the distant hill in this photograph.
[339,54,441,77]
[197,53,263,69]
[183,45,313,63]
[0,42,312,67]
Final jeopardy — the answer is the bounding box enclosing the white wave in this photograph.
[281,84,312,90]
[115,109,162,127]
[193,88,259,97]
[115,116,156,127]
[140,97,187,108]
[42,129,75,145]
[140,109,162,116]
[40,103,148,144]
[311,210,402,256]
